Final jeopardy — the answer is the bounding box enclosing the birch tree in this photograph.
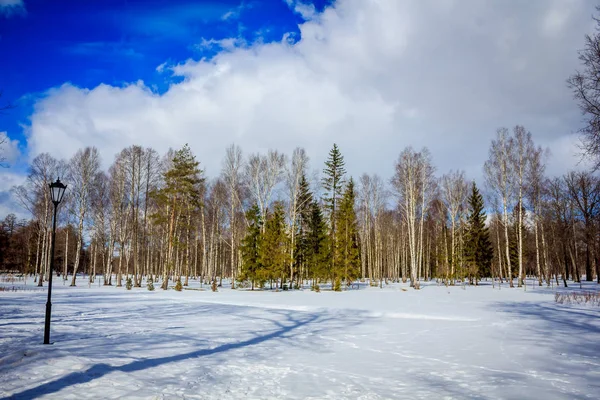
[285,147,309,286]
[484,128,515,287]
[67,147,100,286]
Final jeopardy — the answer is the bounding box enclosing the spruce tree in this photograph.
[294,174,313,287]
[465,182,493,282]
[306,200,330,288]
[259,202,289,289]
[336,177,361,285]
[322,144,346,277]
[240,204,263,290]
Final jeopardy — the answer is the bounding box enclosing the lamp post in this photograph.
[44,178,67,345]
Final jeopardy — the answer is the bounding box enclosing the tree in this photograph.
[285,147,309,288]
[151,144,203,289]
[67,147,101,286]
[565,171,600,282]
[441,170,469,283]
[567,7,600,171]
[335,177,360,285]
[239,204,263,290]
[259,202,288,288]
[484,128,515,287]
[511,125,534,287]
[222,144,244,287]
[306,200,330,287]
[245,150,285,231]
[465,182,493,283]
[322,144,346,276]
[392,147,434,288]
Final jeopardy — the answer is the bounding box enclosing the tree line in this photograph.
[1,127,599,290]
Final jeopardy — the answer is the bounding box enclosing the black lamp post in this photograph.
[44,177,67,345]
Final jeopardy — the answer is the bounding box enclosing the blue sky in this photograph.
[0,0,596,218]
[0,0,330,158]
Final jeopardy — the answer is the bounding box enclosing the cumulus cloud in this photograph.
[25,0,594,184]
[0,131,20,166]
[0,0,25,17]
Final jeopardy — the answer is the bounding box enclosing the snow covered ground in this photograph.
[1,277,599,399]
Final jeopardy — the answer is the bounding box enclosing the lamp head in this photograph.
[49,178,67,205]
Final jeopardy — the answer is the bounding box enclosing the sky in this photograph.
[0,0,597,218]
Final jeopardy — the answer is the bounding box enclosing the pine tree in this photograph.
[306,200,330,287]
[259,202,289,289]
[151,144,203,290]
[174,277,183,291]
[322,144,346,277]
[336,177,361,286]
[465,182,493,282]
[295,174,313,284]
[239,204,263,290]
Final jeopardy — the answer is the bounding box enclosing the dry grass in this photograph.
[555,291,600,307]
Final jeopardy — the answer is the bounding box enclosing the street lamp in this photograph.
[44,177,67,345]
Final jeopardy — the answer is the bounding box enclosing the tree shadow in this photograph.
[2,309,339,400]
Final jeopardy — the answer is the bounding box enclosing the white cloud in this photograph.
[0,131,20,166]
[0,170,28,220]
[24,0,595,185]
[0,0,25,17]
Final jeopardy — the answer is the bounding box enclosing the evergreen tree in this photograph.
[465,182,493,282]
[306,200,330,287]
[259,202,289,289]
[239,204,263,290]
[322,143,346,276]
[294,174,313,285]
[151,144,203,289]
[336,178,361,285]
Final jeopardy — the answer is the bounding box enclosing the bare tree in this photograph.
[222,144,244,287]
[285,147,309,286]
[484,128,515,287]
[441,170,469,283]
[567,8,600,171]
[525,145,548,285]
[392,147,434,288]
[67,147,101,286]
[245,150,286,231]
[511,126,534,287]
[565,171,600,282]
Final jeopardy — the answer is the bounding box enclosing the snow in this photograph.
[1,277,599,399]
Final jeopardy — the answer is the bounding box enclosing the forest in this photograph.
[1,126,599,291]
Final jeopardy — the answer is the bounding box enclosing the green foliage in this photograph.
[174,277,183,291]
[322,144,346,273]
[333,277,342,292]
[147,278,155,291]
[259,202,289,284]
[312,283,320,292]
[335,177,361,283]
[306,201,331,282]
[125,277,133,290]
[465,182,493,279]
[150,144,204,269]
[239,204,263,289]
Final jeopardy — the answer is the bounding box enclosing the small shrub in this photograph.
[147,278,155,291]
[312,284,320,293]
[211,280,218,292]
[555,291,600,306]
[174,278,183,292]
[125,277,133,290]
[333,278,342,292]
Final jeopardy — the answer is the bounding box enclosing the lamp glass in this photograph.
[49,179,67,204]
